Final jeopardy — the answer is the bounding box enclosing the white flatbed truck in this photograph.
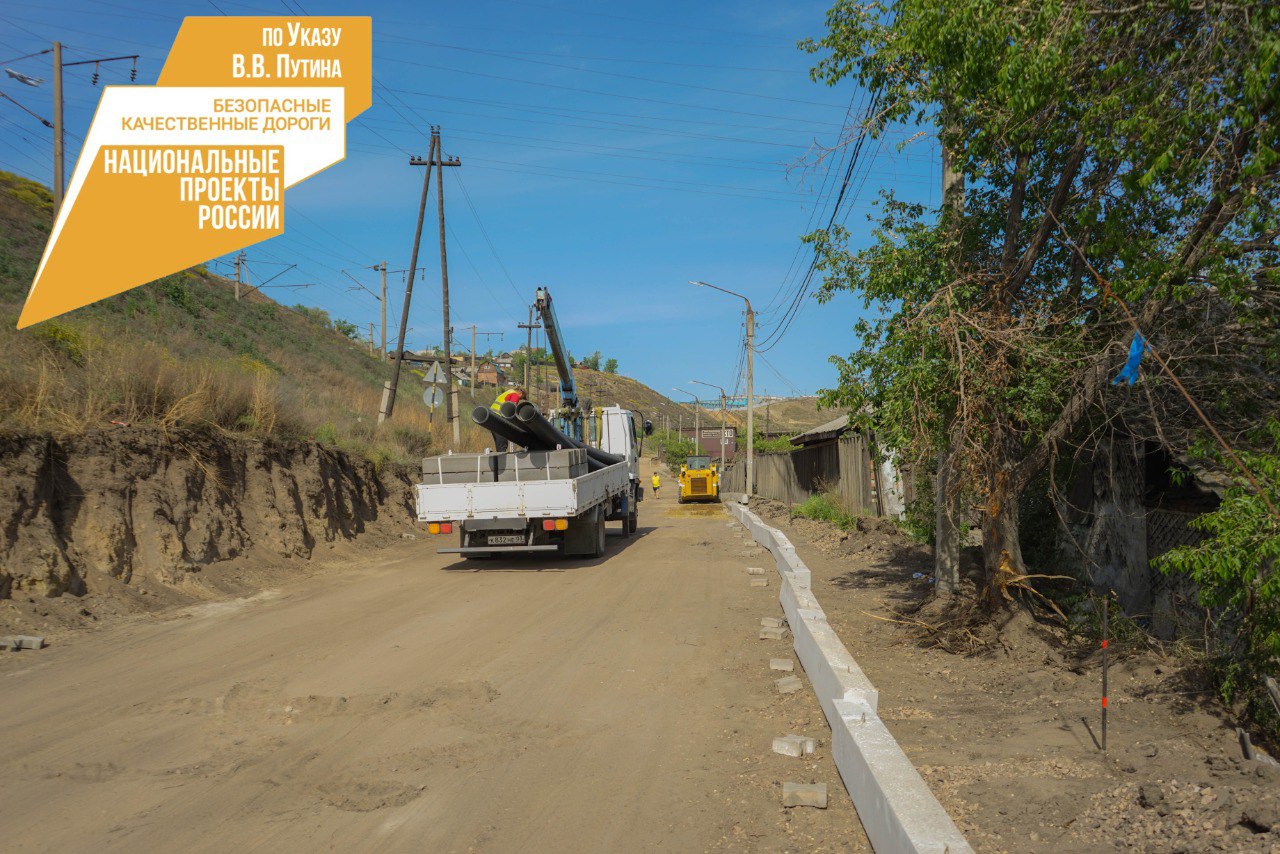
[416,405,645,559]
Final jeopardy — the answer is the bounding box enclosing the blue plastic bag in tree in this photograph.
[1112,332,1146,386]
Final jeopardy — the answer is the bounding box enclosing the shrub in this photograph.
[1154,421,1280,729]
[790,491,858,530]
[30,320,88,366]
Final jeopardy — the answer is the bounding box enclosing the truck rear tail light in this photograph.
[542,519,555,531]
[428,523,440,535]
[440,522,452,534]
[555,519,568,531]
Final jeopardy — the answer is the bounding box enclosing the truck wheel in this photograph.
[591,508,606,558]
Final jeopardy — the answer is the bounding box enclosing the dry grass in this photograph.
[0,321,443,465]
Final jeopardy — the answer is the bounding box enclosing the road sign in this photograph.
[424,361,448,384]
[423,386,445,408]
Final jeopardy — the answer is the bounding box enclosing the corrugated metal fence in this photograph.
[721,433,884,515]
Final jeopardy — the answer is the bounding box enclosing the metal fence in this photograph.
[721,433,886,515]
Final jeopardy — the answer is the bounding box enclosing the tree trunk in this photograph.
[934,449,962,594]
[983,437,1029,602]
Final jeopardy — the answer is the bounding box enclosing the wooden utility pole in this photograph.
[368,322,375,356]
[384,133,437,424]
[51,42,63,215]
[233,251,242,302]
[410,127,463,444]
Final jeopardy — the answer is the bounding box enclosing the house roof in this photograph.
[789,414,852,447]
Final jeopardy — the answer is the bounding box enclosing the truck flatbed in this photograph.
[416,460,631,523]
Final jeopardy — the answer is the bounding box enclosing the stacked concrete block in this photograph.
[495,449,588,482]
[420,452,502,485]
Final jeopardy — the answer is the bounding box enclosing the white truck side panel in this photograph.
[417,461,629,522]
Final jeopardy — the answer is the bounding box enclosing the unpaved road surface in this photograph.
[1,484,867,851]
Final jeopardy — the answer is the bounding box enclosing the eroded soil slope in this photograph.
[1,427,415,635]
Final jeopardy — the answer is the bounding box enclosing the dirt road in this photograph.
[0,481,867,851]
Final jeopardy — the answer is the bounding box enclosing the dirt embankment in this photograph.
[0,427,416,633]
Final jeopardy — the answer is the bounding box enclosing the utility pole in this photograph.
[720,392,727,463]
[518,307,541,393]
[690,280,754,493]
[368,322,375,356]
[377,261,387,359]
[746,305,755,495]
[49,46,138,216]
[410,127,463,444]
[51,42,63,215]
[384,133,437,424]
[233,251,243,302]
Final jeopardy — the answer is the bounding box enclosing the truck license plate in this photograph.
[488,535,524,545]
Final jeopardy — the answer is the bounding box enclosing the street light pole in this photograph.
[672,387,700,454]
[690,280,754,496]
[690,379,728,465]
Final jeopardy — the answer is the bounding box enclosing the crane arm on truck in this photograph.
[534,287,581,439]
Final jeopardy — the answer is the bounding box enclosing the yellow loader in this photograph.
[677,454,720,503]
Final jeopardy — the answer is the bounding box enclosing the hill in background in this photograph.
[1,171,786,459]
[0,171,434,462]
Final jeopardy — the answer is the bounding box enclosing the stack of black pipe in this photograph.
[470,400,624,472]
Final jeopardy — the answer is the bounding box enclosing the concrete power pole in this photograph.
[385,133,437,424]
[377,261,387,359]
[50,46,137,217]
[746,304,755,498]
[518,306,541,393]
[51,42,63,215]
[429,127,462,445]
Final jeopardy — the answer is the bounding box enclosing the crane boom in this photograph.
[534,287,579,424]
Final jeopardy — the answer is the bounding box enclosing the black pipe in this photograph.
[471,406,535,449]
[500,400,517,418]
[514,401,623,467]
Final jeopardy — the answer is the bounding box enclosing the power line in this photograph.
[375,34,804,75]
[377,63,843,128]
[377,39,844,109]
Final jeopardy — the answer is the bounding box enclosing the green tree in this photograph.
[332,319,360,341]
[1154,421,1280,723]
[604,357,618,374]
[805,1,1280,599]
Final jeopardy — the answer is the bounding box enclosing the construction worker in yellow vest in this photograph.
[490,386,525,413]
[490,387,525,451]
[651,472,661,497]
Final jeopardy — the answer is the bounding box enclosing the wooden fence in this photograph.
[720,433,886,516]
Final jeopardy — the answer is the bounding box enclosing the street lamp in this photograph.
[672,387,701,453]
[690,280,755,497]
[690,379,728,465]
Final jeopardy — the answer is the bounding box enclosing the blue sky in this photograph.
[0,0,940,401]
